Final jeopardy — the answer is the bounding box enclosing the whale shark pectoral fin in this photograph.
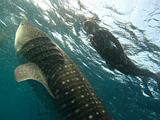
[15,62,55,98]
[15,62,45,83]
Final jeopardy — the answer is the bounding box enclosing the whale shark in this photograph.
[14,20,112,120]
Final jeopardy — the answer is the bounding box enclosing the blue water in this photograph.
[0,0,160,120]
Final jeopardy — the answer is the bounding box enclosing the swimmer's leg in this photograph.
[123,59,160,90]
[117,56,155,77]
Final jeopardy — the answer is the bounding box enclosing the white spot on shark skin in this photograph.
[81,95,85,98]
[91,92,95,96]
[66,72,70,75]
[71,100,75,104]
[65,92,69,95]
[102,110,105,113]
[62,81,65,85]
[73,70,76,73]
[67,79,70,83]
[76,78,79,81]
[88,115,93,119]
[89,98,93,100]
[75,109,80,113]
[96,112,100,115]
[85,104,89,107]
[71,70,75,73]
[58,67,62,70]
[71,88,75,92]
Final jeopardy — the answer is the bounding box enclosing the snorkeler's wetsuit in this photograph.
[91,29,155,77]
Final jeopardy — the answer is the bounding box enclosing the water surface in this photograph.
[0,0,160,120]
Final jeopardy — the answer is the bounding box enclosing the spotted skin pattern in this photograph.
[19,37,112,120]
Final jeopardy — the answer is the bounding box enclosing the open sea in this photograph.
[0,0,160,120]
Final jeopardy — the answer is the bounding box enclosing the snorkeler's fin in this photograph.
[156,72,160,90]
[15,62,55,98]
[142,80,153,97]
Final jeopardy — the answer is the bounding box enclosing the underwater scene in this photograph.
[0,0,160,120]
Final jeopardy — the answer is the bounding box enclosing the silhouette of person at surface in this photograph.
[83,19,160,91]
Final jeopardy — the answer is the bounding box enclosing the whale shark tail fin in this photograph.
[15,62,55,98]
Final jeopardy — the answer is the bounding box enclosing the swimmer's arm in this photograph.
[109,33,124,52]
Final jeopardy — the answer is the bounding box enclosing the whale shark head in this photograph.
[15,20,47,52]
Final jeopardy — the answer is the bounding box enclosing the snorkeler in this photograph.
[83,19,160,90]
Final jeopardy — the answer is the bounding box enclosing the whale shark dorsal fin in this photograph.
[15,62,55,98]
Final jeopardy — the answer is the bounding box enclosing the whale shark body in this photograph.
[15,20,112,120]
